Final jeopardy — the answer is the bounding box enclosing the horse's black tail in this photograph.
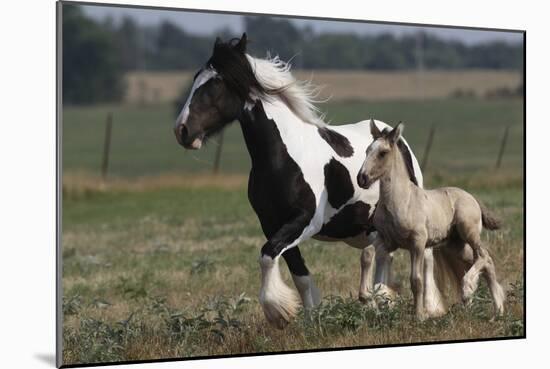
[476,198,502,230]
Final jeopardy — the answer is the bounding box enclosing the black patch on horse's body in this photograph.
[240,102,317,261]
[281,247,309,276]
[381,127,418,186]
[317,127,354,157]
[318,201,373,239]
[324,158,354,209]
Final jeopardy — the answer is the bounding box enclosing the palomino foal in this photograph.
[357,120,506,318]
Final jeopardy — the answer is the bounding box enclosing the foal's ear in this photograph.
[388,122,404,144]
[234,33,247,53]
[370,119,382,139]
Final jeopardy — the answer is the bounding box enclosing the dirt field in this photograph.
[125,69,521,105]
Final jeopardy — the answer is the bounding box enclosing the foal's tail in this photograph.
[476,198,502,230]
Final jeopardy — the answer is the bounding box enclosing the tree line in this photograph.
[63,4,523,104]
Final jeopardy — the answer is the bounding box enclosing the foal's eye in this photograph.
[378,151,387,159]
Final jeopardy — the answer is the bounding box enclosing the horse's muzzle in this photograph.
[174,124,203,150]
[174,124,187,146]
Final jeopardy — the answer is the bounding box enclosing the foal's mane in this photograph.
[381,127,419,186]
[208,38,326,127]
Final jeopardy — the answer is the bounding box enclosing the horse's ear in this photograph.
[234,33,247,53]
[370,119,382,139]
[388,122,404,144]
[213,36,222,52]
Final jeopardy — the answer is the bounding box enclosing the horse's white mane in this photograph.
[246,54,327,127]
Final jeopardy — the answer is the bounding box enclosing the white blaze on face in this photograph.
[362,139,382,173]
[175,68,218,129]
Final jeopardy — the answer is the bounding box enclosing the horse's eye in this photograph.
[378,151,387,159]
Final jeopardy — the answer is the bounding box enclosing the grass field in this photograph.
[61,97,524,365]
[62,98,524,177]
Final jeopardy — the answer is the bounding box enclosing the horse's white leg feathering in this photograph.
[259,255,301,329]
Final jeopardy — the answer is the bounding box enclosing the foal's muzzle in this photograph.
[357,172,372,189]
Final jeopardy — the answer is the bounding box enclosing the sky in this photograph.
[82,4,523,45]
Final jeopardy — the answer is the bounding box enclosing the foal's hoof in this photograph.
[462,283,476,305]
[415,313,427,322]
[493,304,505,318]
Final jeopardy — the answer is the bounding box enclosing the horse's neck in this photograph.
[379,150,415,212]
[238,99,304,168]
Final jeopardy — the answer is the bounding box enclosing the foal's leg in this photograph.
[372,238,399,303]
[456,213,493,305]
[481,253,505,316]
[423,248,446,317]
[459,223,489,304]
[359,244,376,304]
[374,242,394,288]
[283,247,321,309]
[410,237,427,319]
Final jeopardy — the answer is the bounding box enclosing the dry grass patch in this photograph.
[125,69,521,104]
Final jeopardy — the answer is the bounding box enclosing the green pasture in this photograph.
[62,181,524,365]
[61,97,524,365]
[62,98,524,178]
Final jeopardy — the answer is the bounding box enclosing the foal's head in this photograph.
[357,120,404,189]
[174,33,258,149]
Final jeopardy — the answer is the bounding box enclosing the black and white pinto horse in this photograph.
[174,34,447,328]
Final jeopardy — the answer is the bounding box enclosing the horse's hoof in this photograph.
[271,317,290,330]
[262,306,291,329]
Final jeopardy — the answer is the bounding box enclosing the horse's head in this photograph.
[357,120,403,189]
[174,33,254,149]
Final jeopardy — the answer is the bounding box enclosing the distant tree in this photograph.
[115,17,141,70]
[245,16,303,63]
[154,21,213,70]
[466,41,523,69]
[62,4,125,104]
[303,34,365,69]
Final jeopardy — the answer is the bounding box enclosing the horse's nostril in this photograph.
[357,173,369,188]
[176,124,188,143]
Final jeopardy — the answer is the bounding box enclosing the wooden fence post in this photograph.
[421,124,435,171]
[495,125,510,170]
[101,112,113,180]
[213,130,224,174]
